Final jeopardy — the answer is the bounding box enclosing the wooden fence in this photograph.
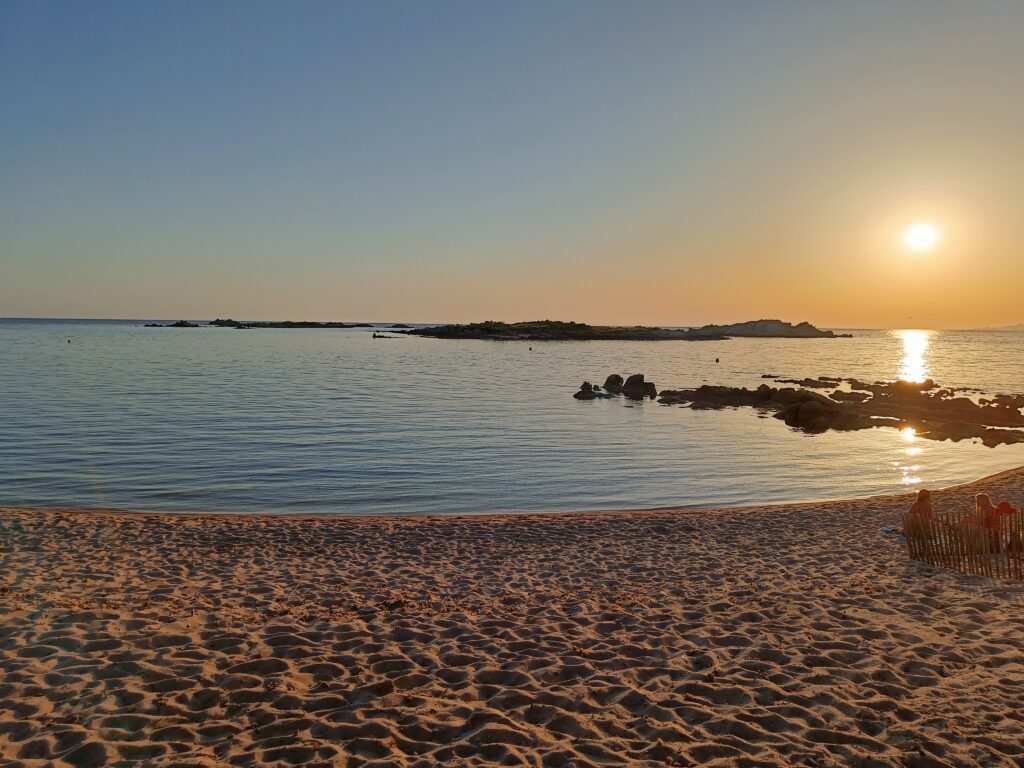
[902,508,1024,580]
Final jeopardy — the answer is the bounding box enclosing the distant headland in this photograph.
[400,319,849,341]
[145,318,379,329]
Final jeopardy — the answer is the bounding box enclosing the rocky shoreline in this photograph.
[575,375,1024,447]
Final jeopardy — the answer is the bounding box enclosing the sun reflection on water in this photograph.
[893,335,930,483]
[895,427,923,483]
[897,330,930,383]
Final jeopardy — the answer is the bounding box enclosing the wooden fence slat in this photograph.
[902,508,1023,581]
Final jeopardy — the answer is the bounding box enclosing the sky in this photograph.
[2,1,1023,328]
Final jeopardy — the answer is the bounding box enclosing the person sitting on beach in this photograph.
[976,493,996,525]
[908,488,933,519]
[995,500,1018,517]
[975,493,1008,551]
[995,501,1022,554]
[900,489,933,540]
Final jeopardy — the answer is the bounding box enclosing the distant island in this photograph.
[977,322,1024,331]
[687,319,850,339]
[144,320,200,328]
[401,319,848,341]
[142,317,849,339]
[145,318,375,329]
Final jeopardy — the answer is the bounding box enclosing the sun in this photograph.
[903,222,940,252]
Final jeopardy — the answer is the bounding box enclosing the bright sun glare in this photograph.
[897,329,929,383]
[903,222,940,252]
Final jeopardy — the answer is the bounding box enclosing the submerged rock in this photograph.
[573,382,613,400]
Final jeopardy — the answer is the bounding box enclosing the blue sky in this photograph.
[2,1,1023,326]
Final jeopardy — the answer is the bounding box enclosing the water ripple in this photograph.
[2,320,1024,514]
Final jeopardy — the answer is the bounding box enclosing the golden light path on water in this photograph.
[893,331,931,485]
[897,329,930,384]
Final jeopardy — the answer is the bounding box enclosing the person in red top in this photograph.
[994,501,1022,554]
[976,494,1018,551]
[995,500,1018,516]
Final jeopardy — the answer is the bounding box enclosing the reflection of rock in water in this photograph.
[578,375,1024,447]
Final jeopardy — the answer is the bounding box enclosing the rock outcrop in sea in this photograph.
[574,374,657,401]
[664,379,1024,446]
[579,374,1024,447]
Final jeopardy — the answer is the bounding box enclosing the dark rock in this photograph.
[776,400,836,432]
[603,374,624,393]
[573,382,613,400]
[574,382,597,400]
[798,399,827,424]
[993,393,1024,410]
[622,374,657,400]
[587,372,1024,447]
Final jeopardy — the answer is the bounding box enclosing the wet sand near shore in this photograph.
[2,470,1023,767]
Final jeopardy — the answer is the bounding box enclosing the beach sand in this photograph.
[2,470,1023,768]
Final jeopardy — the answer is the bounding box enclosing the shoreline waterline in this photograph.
[5,463,1024,522]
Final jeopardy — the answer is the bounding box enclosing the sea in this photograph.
[2,318,1023,515]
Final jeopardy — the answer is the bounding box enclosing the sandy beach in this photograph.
[2,471,1023,768]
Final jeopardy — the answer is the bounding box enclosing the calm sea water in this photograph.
[2,319,1024,515]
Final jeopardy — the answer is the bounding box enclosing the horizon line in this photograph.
[2,315,1022,332]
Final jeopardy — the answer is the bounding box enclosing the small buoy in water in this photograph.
[529,347,532,351]
[715,358,719,363]
[68,339,71,344]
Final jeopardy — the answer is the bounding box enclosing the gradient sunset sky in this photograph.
[2,1,1022,328]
